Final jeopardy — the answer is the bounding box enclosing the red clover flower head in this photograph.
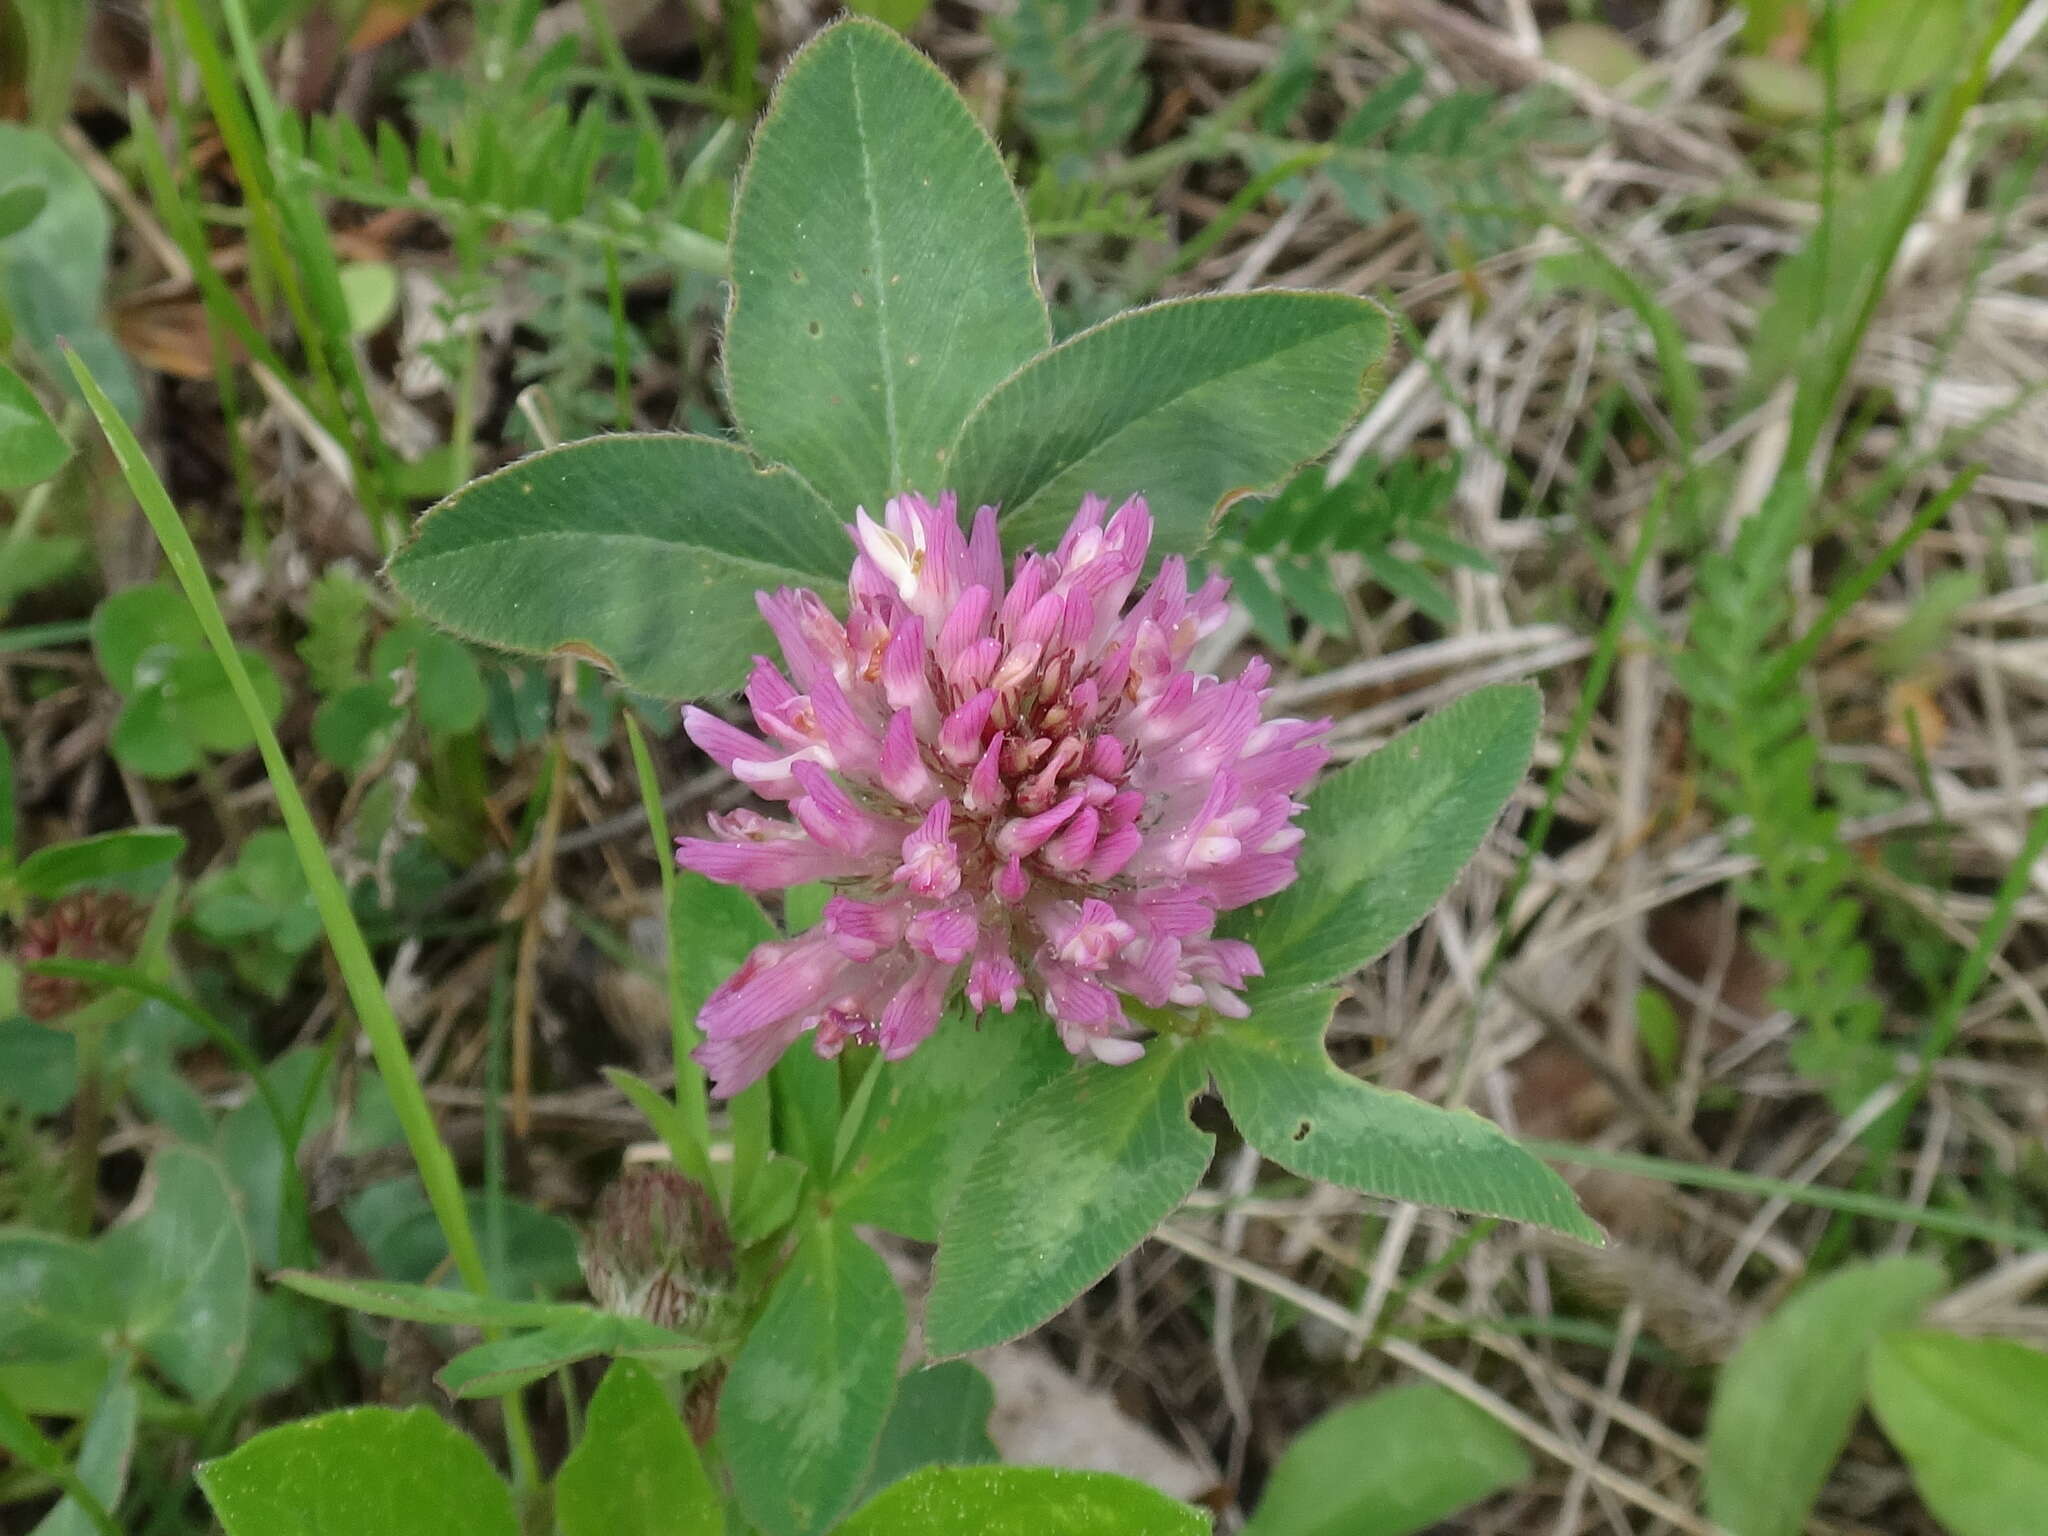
[17,891,144,1024]
[676,492,1330,1096]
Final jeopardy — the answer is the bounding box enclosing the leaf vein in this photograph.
[845,52,902,495]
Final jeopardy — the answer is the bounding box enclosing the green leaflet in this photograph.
[0,362,69,490]
[833,1004,1073,1242]
[100,1147,254,1404]
[1242,1383,1528,1536]
[926,1046,1212,1356]
[1868,1331,2048,1536]
[725,19,1048,516]
[722,1221,907,1536]
[387,435,848,701]
[864,1363,999,1499]
[1704,1258,1946,1536]
[0,125,138,423]
[838,1465,1209,1535]
[1196,990,1598,1242]
[948,292,1388,559]
[198,1407,518,1536]
[556,1361,720,1536]
[1228,683,1540,996]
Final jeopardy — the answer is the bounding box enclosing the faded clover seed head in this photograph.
[580,1166,736,1334]
[676,492,1330,1096]
[17,891,145,1025]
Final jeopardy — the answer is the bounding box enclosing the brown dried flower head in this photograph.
[16,891,144,1024]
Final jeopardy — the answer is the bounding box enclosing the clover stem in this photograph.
[67,1013,105,1237]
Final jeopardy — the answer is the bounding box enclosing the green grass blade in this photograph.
[622,712,713,1184]
[62,349,490,1295]
[1525,1140,2048,1252]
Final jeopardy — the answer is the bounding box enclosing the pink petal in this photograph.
[964,736,1006,814]
[789,760,897,857]
[1040,805,1101,874]
[907,902,979,964]
[1081,822,1143,882]
[675,834,853,891]
[893,800,962,898]
[823,895,906,961]
[935,585,993,671]
[694,1014,810,1097]
[993,792,1085,858]
[1038,961,1126,1032]
[997,556,1049,634]
[995,855,1029,904]
[882,617,933,721]
[1087,1036,1146,1066]
[879,961,953,1058]
[1195,853,1303,907]
[682,707,798,798]
[967,933,1023,1012]
[696,932,849,1043]
[808,675,879,773]
[878,709,935,805]
[949,636,1002,692]
[937,689,997,766]
[756,588,853,694]
[966,504,1004,594]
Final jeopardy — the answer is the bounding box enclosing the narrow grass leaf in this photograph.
[274,1271,594,1330]
[435,1315,713,1400]
[1526,1140,2048,1251]
[27,1367,134,1536]
[620,713,710,1174]
[65,348,495,1317]
[15,830,184,900]
[603,1068,713,1188]
[0,1375,124,1536]
[0,728,14,864]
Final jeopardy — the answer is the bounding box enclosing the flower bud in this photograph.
[16,892,144,1025]
[580,1167,735,1335]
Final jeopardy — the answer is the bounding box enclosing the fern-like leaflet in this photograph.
[1021,172,1166,244]
[1205,455,1491,648]
[1242,65,1578,261]
[1674,484,1889,1108]
[272,101,720,271]
[992,0,1150,177]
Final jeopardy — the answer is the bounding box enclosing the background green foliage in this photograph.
[1,1,2044,1534]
